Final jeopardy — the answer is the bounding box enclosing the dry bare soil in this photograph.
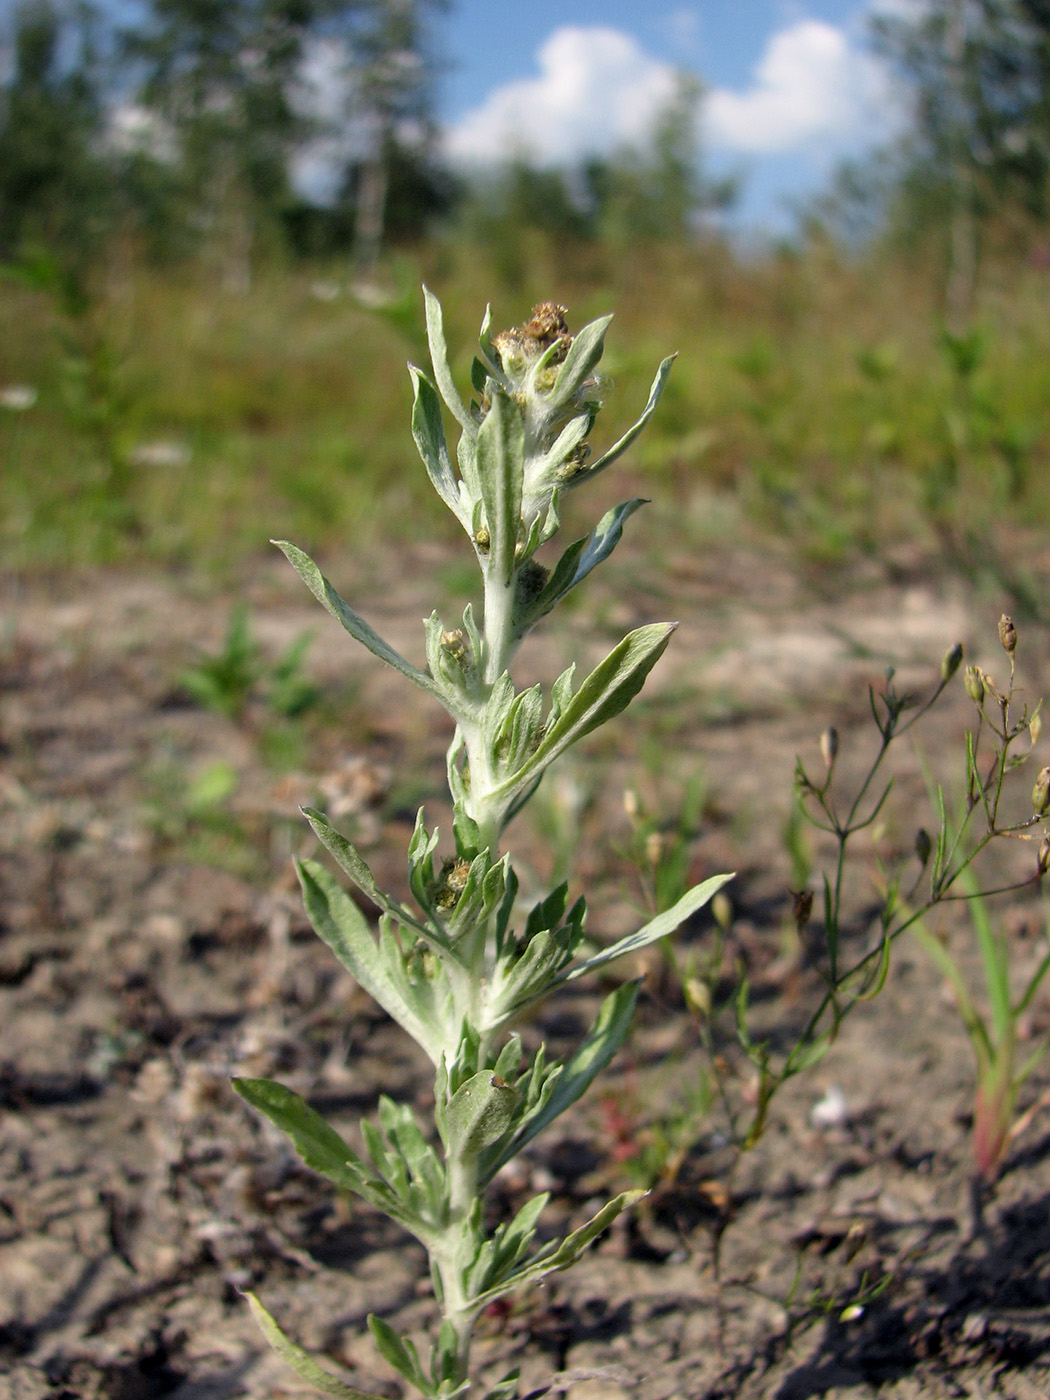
[3,536,1050,1400]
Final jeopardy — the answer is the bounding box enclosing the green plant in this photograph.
[233,290,731,1398]
[179,603,319,721]
[749,617,1049,1155]
[912,873,1050,1186]
[909,618,1050,1186]
[622,771,710,916]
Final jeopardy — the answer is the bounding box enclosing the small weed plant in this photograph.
[180,603,319,721]
[769,614,1050,1160]
[911,620,1050,1189]
[234,291,731,1398]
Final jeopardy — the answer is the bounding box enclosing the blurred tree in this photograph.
[0,0,112,266]
[583,73,735,244]
[340,0,448,280]
[872,0,1050,317]
[456,72,734,267]
[124,0,327,284]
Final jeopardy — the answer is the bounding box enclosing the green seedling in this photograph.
[180,603,319,721]
[623,771,710,917]
[912,872,1050,1185]
[233,290,731,1399]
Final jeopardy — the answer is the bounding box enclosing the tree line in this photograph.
[2,0,1050,290]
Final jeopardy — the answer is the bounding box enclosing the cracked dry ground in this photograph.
[2,535,1050,1400]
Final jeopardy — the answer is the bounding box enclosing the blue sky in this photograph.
[435,2,903,231]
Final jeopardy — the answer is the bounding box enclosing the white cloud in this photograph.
[443,26,679,166]
[706,20,894,158]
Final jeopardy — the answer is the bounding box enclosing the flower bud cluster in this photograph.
[489,302,603,528]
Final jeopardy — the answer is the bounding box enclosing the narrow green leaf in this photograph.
[234,1078,366,1188]
[1016,943,1050,1017]
[423,285,475,436]
[445,1070,519,1158]
[488,983,638,1171]
[367,1316,428,1392]
[531,410,593,488]
[480,1370,522,1400]
[488,931,566,1022]
[274,540,441,701]
[559,873,734,984]
[296,858,436,1053]
[496,623,676,799]
[301,807,436,943]
[476,390,525,586]
[233,1079,417,1229]
[244,1292,386,1400]
[910,918,989,1054]
[564,497,648,592]
[547,314,612,415]
[493,1034,523,1081]
[525,500,647,631]
[431,1318,466,1391]
[410,366,468,527]
[585,355,677,478]
[471,1189,645,1307]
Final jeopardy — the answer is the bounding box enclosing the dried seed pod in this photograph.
[998,614,1017,655]
[1033,766,1050,816]
[791,888,814,932]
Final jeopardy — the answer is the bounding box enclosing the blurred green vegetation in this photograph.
[4,234,1050,579]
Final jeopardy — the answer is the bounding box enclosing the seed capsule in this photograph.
[915,828,932,867]
[820,726,839,772]
[941,642,963,682]
[998,614,1017,654]
[964,665,985,705]
[1033,767,1050,815]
